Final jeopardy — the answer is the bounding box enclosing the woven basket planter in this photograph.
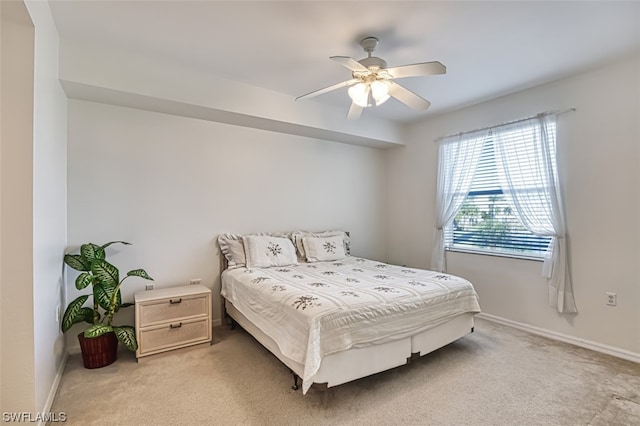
[78,331,118,369]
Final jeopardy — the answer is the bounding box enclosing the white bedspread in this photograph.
[221,257,481,393]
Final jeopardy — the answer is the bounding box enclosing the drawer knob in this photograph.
[169,298,182,304]
[170,322,183,329]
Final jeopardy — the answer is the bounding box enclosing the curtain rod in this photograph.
[434,108,576,143]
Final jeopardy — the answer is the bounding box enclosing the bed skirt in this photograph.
[225,300,475,390]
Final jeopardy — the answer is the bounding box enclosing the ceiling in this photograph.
[48,1,640,123]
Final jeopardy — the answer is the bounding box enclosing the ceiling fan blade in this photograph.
[330,56,369,72]
[385,61,446,79]
[388,82,431,110]
[296,79,358,101]
[347,102,363,120]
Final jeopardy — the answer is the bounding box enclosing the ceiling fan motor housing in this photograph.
[358,37,387,71]
[358,56,387,71]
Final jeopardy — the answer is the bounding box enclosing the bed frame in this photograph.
[224,300,474,391]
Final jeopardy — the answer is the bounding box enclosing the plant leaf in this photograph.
[79,307,96,324]
[101,241,131,249]
[94,283,119,311]
[63,254,90,272]
[113,326,137,351]
[84,323,113,338]
[75,272,94,290]
[127,269,154,280]
[61,295,89,332]
[80,243,105,263]
[92,260,119,287]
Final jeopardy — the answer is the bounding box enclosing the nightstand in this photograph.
[134,284,212,359]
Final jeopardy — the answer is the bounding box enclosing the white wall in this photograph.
[1,0,67,415]
[1,0,36,413]
[66,100,388,340]
[26,0,68,413]
[386,56,640,356]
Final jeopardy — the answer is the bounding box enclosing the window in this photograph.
[432,112,577,313]
[441,119,557,259]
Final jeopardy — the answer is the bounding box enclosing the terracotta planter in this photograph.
[78,331,118,369]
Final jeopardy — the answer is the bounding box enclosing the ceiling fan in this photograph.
[296,37,446,120]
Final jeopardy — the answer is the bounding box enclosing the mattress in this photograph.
[221,256,481,393]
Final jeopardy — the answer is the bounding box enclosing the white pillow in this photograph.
[292,230,350,260]
[302,235,347,262]
[242,235,298,268]
[218,232,292,269]
[217,234,246,269]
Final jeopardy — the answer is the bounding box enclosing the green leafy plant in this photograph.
[62,241,153,351]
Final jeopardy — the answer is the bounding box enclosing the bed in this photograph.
[218,231,481,394]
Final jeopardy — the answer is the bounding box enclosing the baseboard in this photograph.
[476,312,640,364]
[38,352,68,426]
[67,343,81,355]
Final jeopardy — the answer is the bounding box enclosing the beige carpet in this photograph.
[50,318,640,425]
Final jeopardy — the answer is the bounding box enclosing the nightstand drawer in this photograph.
[138,294,207,326]
[138,317,210,356]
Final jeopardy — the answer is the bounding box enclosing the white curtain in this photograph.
[492,115,577,313]
[431,130,487,272]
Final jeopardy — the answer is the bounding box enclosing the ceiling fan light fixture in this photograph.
[348,80,390,108]
[371,80,390,106]
[348,82,371,107]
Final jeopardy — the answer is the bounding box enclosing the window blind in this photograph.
[444,123,556,258]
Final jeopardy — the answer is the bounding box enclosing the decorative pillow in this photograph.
[217,232,292,269]
[292,230,350,260]
[217,234,247,269]
[242,235,298,269]
[302,235,347,262]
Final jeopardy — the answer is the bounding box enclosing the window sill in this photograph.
[446,247,545,262]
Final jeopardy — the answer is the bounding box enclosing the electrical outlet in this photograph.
[606,292,617,306]
[145,283,154,291]
[190,278,202,285]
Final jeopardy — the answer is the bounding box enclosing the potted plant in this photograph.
[62,241,153,368]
